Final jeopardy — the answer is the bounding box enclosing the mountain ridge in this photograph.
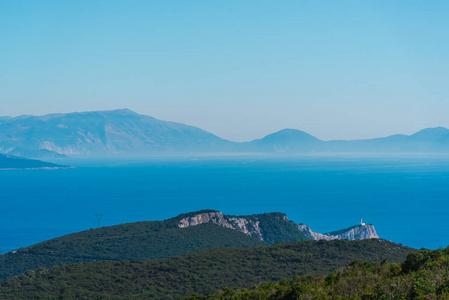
[1,109,449,155]
[0,209,379,279]
[178,210,378,243]
[0,109,234,155]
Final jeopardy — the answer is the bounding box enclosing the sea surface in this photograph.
[1,155,449,252]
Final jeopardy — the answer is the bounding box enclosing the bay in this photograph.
[1,155,448,252]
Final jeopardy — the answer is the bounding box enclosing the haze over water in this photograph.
[1,155,448,252]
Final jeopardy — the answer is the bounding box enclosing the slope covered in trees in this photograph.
[0,209,315,279]
[0,222,266,279]
[189,247,449,299]
[0,239,414,299]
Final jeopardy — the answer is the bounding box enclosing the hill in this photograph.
[190,247,449,299]
[177,210,311,244]
[247,127,449,153]
[242,129,325,153]
[327,127,449,153]
[178,210,378,243]
[0,210,382,279]
[0,239,415,299]
[0,153,66,170]
[0,215,266,279]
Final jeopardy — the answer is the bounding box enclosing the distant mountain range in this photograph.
[0,109,232,156]
[1,109,449,156]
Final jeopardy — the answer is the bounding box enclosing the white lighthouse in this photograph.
[360,218,365,226]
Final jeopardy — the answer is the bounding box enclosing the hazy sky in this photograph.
[1,1,449,142]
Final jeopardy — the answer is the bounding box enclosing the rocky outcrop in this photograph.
[297,224,335,241]
[297,223,379,241]
[179,211,265,241]
[227,217,263,240]
[179,211,234,229]
[178,210,380,243]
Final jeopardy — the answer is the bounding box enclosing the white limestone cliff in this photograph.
[178,211,379,242]
[297,223,379,241]
[179,211,265,241]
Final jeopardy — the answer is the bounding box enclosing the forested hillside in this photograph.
[0,239,414,299]
[0,222,266,279]
[188,247,449,299]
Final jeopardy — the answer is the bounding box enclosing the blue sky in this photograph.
[1,1,449,141]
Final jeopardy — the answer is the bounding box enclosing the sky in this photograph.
[1,1,449,142]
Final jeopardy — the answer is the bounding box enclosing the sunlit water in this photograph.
[1,155,448,252]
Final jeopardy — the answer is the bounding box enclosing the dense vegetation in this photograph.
[0,222,266,279]
[178,210,310,244]
[0,209,314,278]
[188,247,449,299]
[0,239,414,299]
[227,212,309,244]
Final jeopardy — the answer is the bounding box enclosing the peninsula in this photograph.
[0,153,69,170]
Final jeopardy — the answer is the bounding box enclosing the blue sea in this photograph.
[1,155,449,252]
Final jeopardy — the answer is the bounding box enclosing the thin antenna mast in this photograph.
[95,214,104,228]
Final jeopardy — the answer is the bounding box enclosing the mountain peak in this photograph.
[102,108,138,115]
[243,129,323,153]
[411,127,449,140]
[36,109,140,120]
[262,129,321,142]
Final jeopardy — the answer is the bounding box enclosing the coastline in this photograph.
[0,166,75,171]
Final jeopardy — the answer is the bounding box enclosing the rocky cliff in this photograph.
[179,211,265,241]
[178,210,379,244]
[297,223,379,241]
